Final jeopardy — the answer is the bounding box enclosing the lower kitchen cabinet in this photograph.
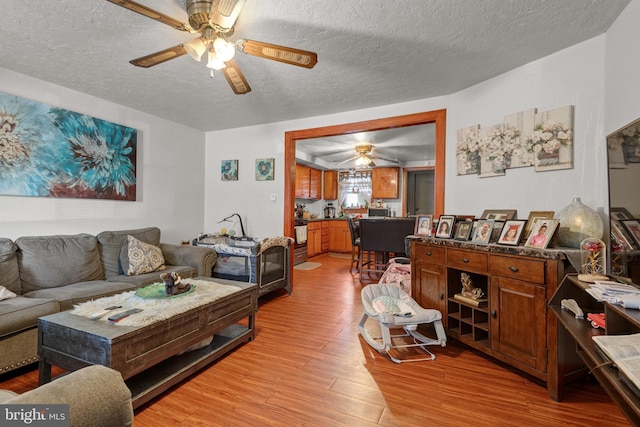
[328,220,352,252]
[410,238,566,391]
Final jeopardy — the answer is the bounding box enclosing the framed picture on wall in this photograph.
[255,158,275,181]
[414,215,432,236]
[611,207,634,220]
[221,160,238,181]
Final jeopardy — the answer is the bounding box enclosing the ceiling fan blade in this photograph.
[222,59,251,94]
[107,0,191,31]
[237,39,318,69]
[335,155,359,166]
[371,155,399,164]
[209,0,245,32]
[130,45,186,68]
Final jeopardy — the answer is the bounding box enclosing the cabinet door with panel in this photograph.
[329,221,352,252]
[307,222,322,257]
[411,242,446,315]
[371,167,399,199]
[490,276,547,372]
[309,168,322,200]
[295,164,310,198]
[323,170,338,200]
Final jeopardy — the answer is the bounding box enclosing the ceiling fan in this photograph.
[335,144,399,168]
[107,0,318,94]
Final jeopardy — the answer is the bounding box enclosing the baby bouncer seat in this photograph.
[358,283,446,362]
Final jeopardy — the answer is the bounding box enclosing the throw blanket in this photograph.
[71,279,242,327]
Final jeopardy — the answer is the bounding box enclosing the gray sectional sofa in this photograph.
[0,227,217,376]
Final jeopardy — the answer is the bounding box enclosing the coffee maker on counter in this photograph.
[324,203,336,218]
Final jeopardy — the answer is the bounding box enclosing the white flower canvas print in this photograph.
[528,105,574,172]
[456,124,480,175]
[504,108,537,168]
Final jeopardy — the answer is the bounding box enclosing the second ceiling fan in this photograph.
[107,0,318,94]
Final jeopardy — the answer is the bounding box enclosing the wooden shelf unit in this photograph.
[411,238,566,390]
[549,274,640,425]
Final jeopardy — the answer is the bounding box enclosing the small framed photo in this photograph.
[611,222,634,251]
[611,207,634,221]
[481,209,517,220]
[471,220,494,244]
[435,215,455,238]
[221,159,238,181]
[255,158,275,181]
[620,219,640,248]
[525,211,554,237]
[498,220,526,246]
[414,215,433,236]
[524,219,559,249]
[454,220,473,241]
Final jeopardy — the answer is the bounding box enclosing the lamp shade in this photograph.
[214,37,235,62]
[206,51,226,70]
[184,38,207,61]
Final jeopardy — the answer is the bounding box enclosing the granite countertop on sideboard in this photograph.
[406,235,578,261]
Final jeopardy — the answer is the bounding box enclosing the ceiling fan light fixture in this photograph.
[207,50,226,70]
[213,37,235,62]
[184,37,207,61]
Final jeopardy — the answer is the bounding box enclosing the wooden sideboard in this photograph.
[410,237,568,396]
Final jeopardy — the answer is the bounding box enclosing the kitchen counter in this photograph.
[307,217,348,222]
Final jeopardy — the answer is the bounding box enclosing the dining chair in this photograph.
[358,218,415,281]
[347,216,360,272]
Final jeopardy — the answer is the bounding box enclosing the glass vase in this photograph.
[556,197,603,248]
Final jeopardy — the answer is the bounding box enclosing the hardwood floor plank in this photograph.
[0,252,631,426]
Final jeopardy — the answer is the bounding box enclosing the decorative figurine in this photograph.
[160,271,191,296]
[461,272,484,299]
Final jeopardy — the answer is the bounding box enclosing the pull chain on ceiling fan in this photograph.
[106,0,318,94]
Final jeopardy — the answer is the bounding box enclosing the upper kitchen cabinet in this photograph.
[323,170,338,200]
[295,164,322,199]
[371,167,399,199]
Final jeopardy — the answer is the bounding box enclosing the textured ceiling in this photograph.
[0,0,630,132]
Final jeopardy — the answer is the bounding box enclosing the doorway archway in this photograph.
[283,109,446,238]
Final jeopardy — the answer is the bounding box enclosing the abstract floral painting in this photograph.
[221,159,238,181]
[0,92,137,200]
[255,158,274,181]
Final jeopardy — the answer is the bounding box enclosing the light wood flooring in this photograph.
[0,252,631,426]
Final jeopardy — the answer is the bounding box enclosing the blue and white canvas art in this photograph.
[0,92,137,200]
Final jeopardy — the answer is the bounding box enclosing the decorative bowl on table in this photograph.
[135,282,196,299]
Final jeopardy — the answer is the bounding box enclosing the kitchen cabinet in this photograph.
[321,221,329,252]
[323,170,338,200]
[308,221,328,257]
[410,238,565,386]
[371,167,399,199]
[329,221,352,252]
[295,164,322,199]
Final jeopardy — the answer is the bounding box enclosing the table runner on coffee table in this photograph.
[71,278,241,327]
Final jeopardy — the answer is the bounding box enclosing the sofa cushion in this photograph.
[97,227,161,279]
[24,281,138,311]
[0,296,59,338]
[0,238,21,294]
[16,234,104,293]
[126,235,166,275]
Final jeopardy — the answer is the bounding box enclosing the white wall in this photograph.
[206,35,613,234]
[204,97,449,237]
[0,68,206,243]
[447,35,608,219]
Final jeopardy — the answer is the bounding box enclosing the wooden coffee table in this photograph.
[38,278,257,409]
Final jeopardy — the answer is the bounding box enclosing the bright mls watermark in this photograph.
[1,405,69,426]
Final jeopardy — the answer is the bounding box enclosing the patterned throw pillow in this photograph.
[127,235,166,275]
